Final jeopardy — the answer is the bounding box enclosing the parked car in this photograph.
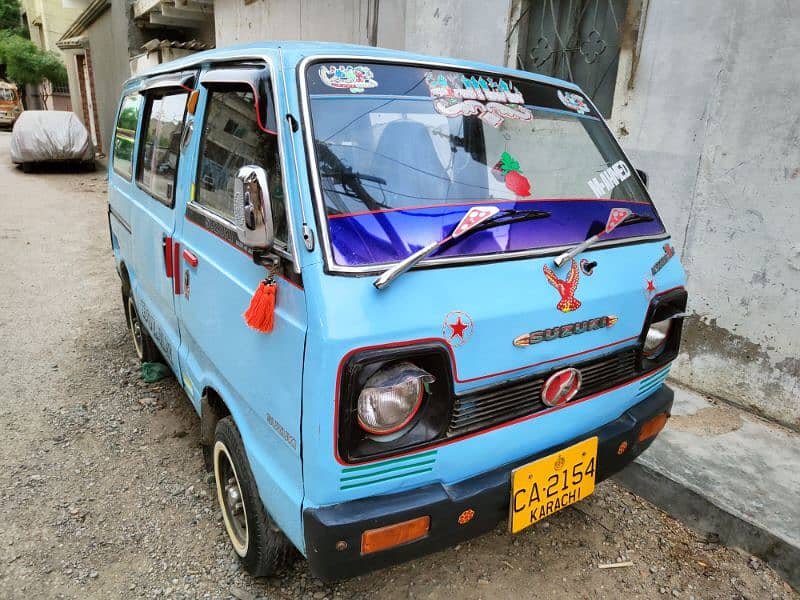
[0,80,23,128]
[10,110,95,171]
[108,42,687,580]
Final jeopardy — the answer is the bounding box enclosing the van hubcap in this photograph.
[216,449,248,552]
[127,297,144,359]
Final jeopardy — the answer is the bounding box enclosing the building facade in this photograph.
[19,0,91,110]
[57,0,214,155]
[215,0,799,428]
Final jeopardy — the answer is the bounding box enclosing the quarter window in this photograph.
[112,94,140,180]
[195,86,287,245]
[137,92,188,206]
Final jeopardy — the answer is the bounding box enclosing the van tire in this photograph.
[213,417,295,577]
[124,292,161,363]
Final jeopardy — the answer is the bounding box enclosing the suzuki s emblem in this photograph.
[541,368,582,408]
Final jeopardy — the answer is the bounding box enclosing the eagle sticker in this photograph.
[543,259,582,313]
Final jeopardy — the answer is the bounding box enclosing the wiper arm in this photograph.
[374,206,551,290]
[321,169,387,186]
[553,208,654,267]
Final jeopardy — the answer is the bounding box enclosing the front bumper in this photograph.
[303,384,673,580]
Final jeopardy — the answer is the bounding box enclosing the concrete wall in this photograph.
[215,0,511,65]
[611,0,800,428]
[214,0,799,427]
[215,0,373,47]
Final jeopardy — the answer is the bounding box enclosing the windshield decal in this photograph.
[557,90,591,114]
[425,72,533,128]
[587,160,632,198]
[326,199,664,267]
[492,152,532,197]
[318,65,378,94]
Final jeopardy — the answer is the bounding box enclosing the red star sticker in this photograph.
[646,279,656,293]
[448,316,469,340]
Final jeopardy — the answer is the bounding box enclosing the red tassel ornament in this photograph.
[244,279,277,333]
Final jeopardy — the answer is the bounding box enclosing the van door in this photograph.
[172,65,307,548]
[128,83,193,372]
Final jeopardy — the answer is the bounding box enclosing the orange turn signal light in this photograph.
[638,413,669,442]
[361,516,430,555]
[187,90,199,115]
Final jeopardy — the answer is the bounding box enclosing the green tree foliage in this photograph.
[0,0,25,36]
[0,30,67,86]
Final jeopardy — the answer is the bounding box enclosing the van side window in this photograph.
[112,94,140,180]
[136,92,188,207]
[195,86,287,246]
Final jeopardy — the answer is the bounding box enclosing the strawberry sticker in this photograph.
[495,152,531,197]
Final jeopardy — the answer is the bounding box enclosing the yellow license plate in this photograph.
[509,437,598,534]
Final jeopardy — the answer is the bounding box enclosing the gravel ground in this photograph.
[0,130,796,599]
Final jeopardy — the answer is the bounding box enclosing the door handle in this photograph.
[183,248,198,268]
[163,236,174,279]
[173,242,181,295]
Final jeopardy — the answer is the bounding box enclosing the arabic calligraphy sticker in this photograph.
[443,310,474,347]
[318,65,378,94]
[425,71,532,128]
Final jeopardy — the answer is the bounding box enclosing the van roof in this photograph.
[124,40,582,94]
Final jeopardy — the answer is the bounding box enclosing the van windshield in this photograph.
[305,62,665,268]
[0,88,16,102]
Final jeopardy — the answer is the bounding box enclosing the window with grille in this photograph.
[522,0,631,117]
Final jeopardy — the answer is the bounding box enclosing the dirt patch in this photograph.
[670,405,744,436]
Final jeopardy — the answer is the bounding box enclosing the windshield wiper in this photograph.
[374,207,551,290]
[321,168,387,187]
[553,207,654,267]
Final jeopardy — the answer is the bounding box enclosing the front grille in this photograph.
[447,347,639,437]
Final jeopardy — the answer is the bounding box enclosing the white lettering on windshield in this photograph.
[587,160,632,198]
[425,72,533,128]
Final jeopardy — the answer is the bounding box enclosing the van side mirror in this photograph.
[233,165,274,250]
[636,168,648,187]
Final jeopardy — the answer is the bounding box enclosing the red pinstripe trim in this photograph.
[333,285,687,466]
[334,334,636,466]
[185,214,304,291]
[327,197,653,220]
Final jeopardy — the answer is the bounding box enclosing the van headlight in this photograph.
[357,362,434,435]
[643,319,671,358]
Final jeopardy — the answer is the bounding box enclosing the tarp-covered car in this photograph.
[10,110,95,171]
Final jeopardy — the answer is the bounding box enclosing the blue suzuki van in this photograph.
[108,42,686,579]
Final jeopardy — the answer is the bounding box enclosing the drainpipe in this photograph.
[368,0,380,46]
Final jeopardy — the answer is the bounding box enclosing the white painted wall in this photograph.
[611,0,800,427]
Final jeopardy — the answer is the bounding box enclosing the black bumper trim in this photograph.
[303,385,674,581]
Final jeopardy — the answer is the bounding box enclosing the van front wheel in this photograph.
[213,417,295,576]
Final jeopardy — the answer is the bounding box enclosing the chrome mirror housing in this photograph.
[233,165,274,250]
